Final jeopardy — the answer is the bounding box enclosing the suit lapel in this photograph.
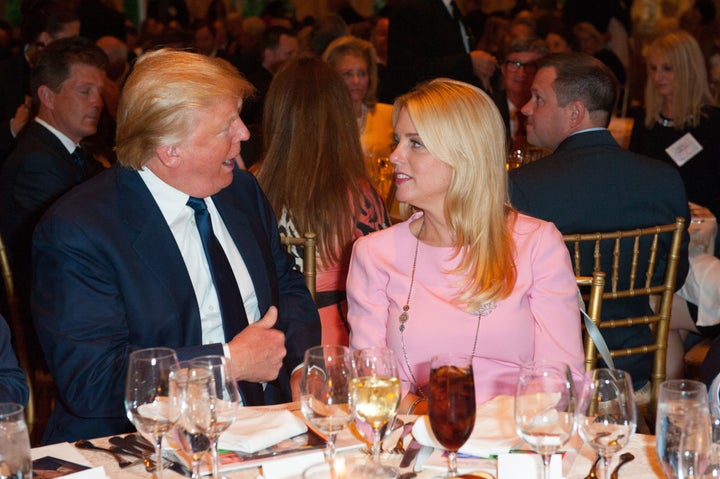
[116,167,203,343]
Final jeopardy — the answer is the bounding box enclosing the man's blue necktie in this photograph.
[186,196,265,405]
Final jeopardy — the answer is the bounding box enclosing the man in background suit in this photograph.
[32,49,320,444]
[491,35,548,152]
[0,37,107,373]
[508,52,690,398]
[385,0,497,99]
[0,314,29,405]
[0,1,80,164]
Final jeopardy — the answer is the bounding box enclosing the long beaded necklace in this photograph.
[398,219,496,397]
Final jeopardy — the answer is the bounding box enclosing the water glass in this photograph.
[0,403,31,479]
[656,379,711,479]
[300,345,354,462]
[576,369,636,479]
[125,347,180,479]
[514,360,576,479]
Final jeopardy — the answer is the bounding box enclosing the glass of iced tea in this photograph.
[428,353,476,478]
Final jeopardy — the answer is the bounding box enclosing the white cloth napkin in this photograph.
[412,395,520,458]
[218,407,308,453]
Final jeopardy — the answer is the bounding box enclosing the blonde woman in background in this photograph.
[322,35,394,164]
[346,79,584,414]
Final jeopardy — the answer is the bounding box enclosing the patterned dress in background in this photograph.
[278,178,391,345]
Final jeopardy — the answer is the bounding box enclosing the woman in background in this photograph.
[346,79,583,413]
[629,30,720,242]
[257,56,390,346]
[322,36,394,164]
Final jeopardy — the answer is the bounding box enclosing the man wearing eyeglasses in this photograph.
[492,36,548,152]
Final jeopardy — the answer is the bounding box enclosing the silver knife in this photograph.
[399,438,423,468]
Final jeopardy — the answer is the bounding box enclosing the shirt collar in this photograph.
[35,118,77,154]
[138,166,194,227]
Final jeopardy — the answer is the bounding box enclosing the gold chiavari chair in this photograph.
[280,232,317,302]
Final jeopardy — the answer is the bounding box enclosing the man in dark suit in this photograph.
[0,2,80,164]
[0,314,29,406]
[0,37,107,374]
[385,0,497,100]
[31,49,320,444]
[508,53,690,397]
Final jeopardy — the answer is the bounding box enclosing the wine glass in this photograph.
[350,346,401,466]
[576,368,637,479]
[300,345,354,462]
[125,347,180,479]
[657,379,711,479]
[169,361,214,479]
[428,353,476,478]
[192,355,240,479]
[514,360,576,479]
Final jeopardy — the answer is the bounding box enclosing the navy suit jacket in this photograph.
[509,129,690,388]
[386,0,476,99]
[32,165,320,443]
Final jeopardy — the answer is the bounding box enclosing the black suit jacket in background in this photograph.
[386,0,476,100]
[509,129,690,389]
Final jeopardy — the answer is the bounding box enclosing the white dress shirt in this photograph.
[138,167,260,346]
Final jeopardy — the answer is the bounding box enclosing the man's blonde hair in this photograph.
[392,79,517,311]
[116,49,254,169]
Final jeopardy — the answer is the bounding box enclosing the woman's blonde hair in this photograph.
[644,30,714,129]
[322,35,379,110]
[257,56,368,266]
[116,49,254,169]
[392,79,517,311]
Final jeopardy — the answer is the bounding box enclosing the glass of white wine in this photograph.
[124,347,180,479]
[300,345,354,462]
[514,360,576,479]
[350,346,402,466]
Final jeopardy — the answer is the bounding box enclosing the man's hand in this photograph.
[10,97,32,137]
[226,306,286,383]
[470,50,497,90]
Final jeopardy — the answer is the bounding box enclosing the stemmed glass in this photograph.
[514,360,576,479]
[350,346,402,466]
[300,345,354,462]
[428,354,476,478]
[656,379,711,479]
[576,368,637,479]
[193,355,240,479]
[169,360,213,479]
[125,347,180,479]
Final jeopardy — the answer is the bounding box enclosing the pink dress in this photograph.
[347,211,584,403]
[280,179,390,345]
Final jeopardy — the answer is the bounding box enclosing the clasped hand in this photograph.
[226,305,287,383]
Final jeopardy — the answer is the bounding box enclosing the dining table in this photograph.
[32,407,665,479]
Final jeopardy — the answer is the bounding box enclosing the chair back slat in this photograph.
[280,232,317,302]
[563,217,686,415]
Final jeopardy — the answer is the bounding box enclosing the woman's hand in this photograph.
[400,393,428,415]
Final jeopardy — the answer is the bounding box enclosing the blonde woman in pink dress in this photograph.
[346,79,584,415]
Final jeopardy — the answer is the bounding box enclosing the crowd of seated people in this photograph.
[1,0,720,446]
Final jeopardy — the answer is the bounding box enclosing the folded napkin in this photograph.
[412,395,520,458]
[218,407,308,453]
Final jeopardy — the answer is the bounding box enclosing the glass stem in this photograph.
[448,450,459,476]
[211,437,220,479]
[325,433,337,462]
[541,454,551,479]
[191,457,201,479]
[601,454,612,479]
[372,427,382,464]
[154,435,164,479]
